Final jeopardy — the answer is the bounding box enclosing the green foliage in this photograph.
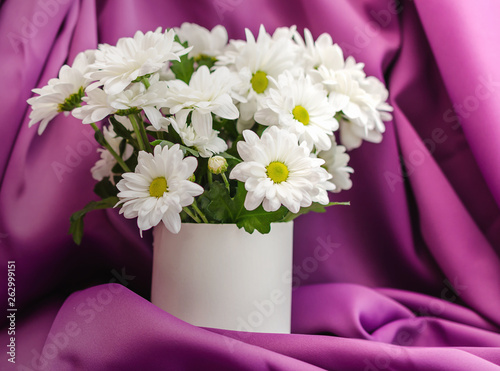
[93,178,118,199]
[171,37,195,84]
[213,116,239,143]
[69,197,119,245]
[199,182,287,234]
[109,115,139,149]
[236,206,288,234]
[282,201,351,222]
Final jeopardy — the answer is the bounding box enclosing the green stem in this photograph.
[141,76,151,89]
[208,172,213,185]
[136,113,153,153]
[283,211,296,222]
[191,200,208,223]
[221,173,230,192]
[183,207,201,223]
[128,114,145,151]
[156,130,166,141]
[90,123,131,173]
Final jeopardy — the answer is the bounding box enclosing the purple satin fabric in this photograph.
[1,0,500,370]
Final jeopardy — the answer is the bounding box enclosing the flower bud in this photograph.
[208,156,228,174]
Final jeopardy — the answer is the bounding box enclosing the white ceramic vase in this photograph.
[151,222,294,333]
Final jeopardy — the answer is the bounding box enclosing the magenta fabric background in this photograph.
[1,0,500,370]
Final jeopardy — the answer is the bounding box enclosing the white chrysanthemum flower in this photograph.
[295,29,365,79]
[229,126,334,213]
[337,76,393,149]
[75,74,169,127]
[169,110,227,158]
[216,25,299,132]
[87,28,189,95]
[116,145,204,235]
[165,65,238,118]
[360,76,394,122]
[317,138,353,192]
[27,51,94,134]
[175,23,228,59]
[165,65,239,133]
[72,87,116,124]
[271,26,298,42]
[91,125,134,182]
[254,71,338,152]
[157,64,177,82]
[339,119,383,150]
[110,77,169,129]
[317,70,386,150]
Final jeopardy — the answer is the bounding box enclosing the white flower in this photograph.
[72,88,115,124]
[216,25,299,131]
[254,71,338,152]
[229,126,334,213]
[27,51,93,134]
[110,77,169,129]
[217,25,298,77]
[271,26,299,42]
[165,66,238,121]
[165,65,239,137]
[91,125,133,183]
[169,110,227,158]
[116,145,204,235]
[317,138,353,192]
[175,23,228,59]
[295,29,365,79]
[75,75,169,127]
[318,70,387,149]
[360,76,394,122]
[87,28,189,95]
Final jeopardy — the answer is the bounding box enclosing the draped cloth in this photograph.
[1,0,499,369]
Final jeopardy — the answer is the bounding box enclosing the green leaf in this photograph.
[93,128,105,147]
[171,38,194,84]
[164,125,183,144]
[93,178,118,199]
[219,151,242,163]
[109,115,139,149]
[124,153,138,173]
[198,181,234,222]
[213,117,239,142]
[118,138,127,157]
[236,206,288,234]
[150,139,163,146]
[197,182,346,234]
[229,181,248,220]
[69,197,119,245]
[150,140,199,157]
[282,201,350,222]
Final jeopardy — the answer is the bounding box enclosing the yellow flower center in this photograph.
[149,177,168,198]
[292,105,310,125]
[251,71,269,94]
[266,161,289,183]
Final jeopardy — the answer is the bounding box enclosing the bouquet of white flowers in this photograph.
[27,24,392,244]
